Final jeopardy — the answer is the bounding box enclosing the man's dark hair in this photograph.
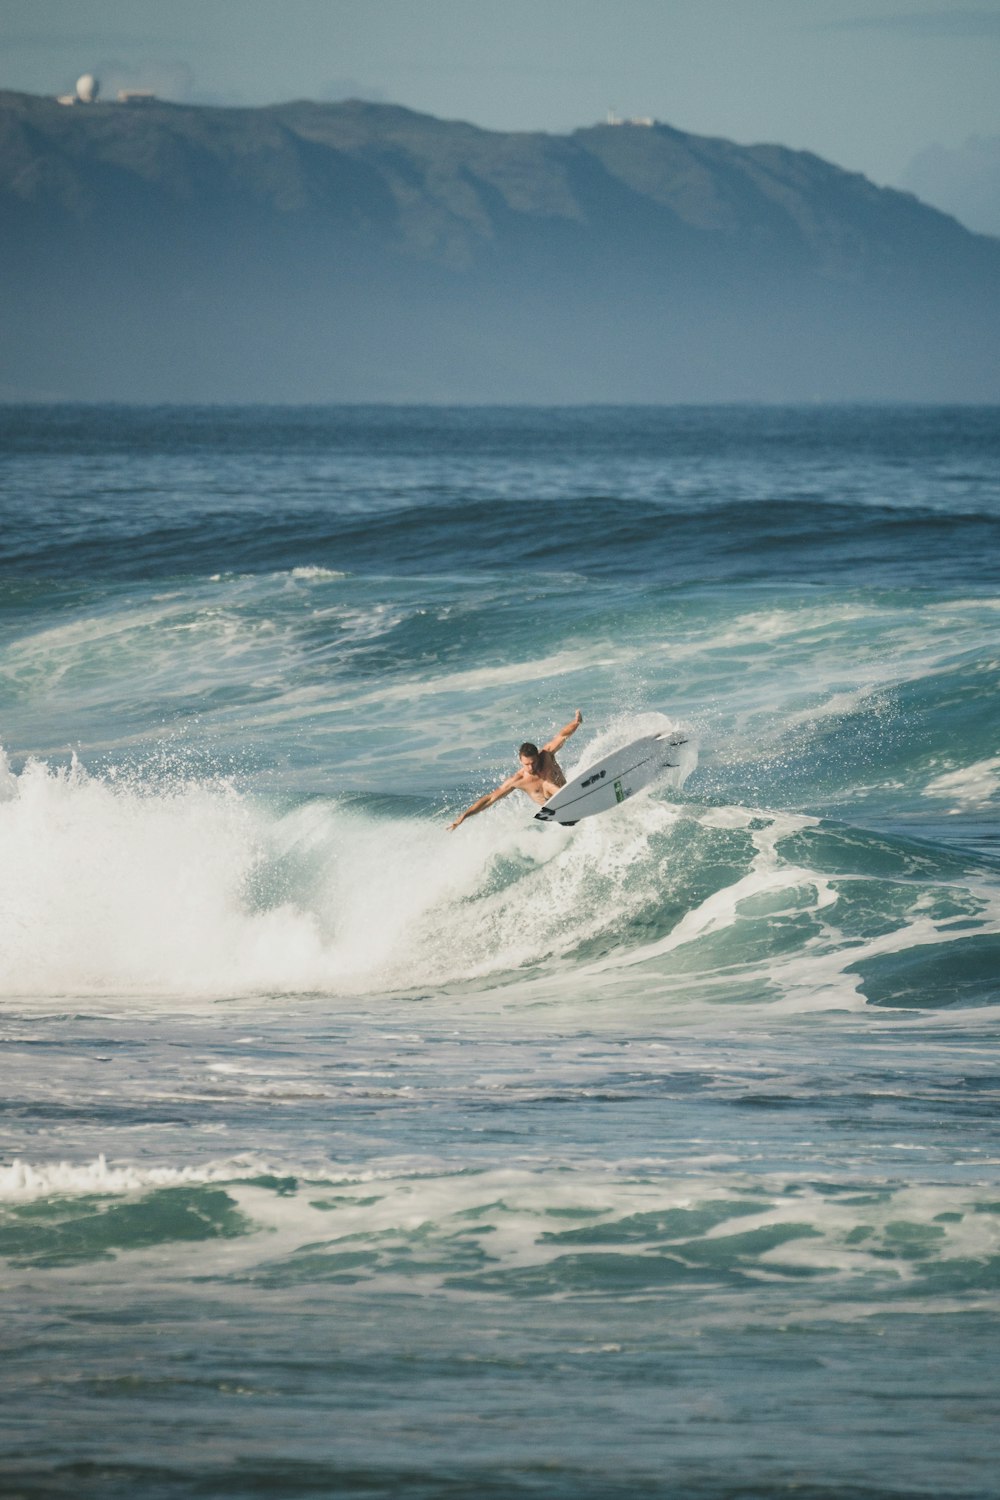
[519,742,540,761]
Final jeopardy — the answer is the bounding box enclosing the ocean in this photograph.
[1,404,998,1499]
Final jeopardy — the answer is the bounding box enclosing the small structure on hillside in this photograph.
[605,111,656,127]
[56,75,159,107]
[58,74,100,106]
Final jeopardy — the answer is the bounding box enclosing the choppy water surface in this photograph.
[1,406,998,1498]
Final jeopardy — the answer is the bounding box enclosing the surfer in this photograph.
[447,710,583,830]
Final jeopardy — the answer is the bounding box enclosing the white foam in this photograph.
[583,807,832,975]
[0,733,693,999]
[0,754,325,997]
[0,1153,226,1202]
[695,602,885,649]
[924,757,1000,813]
[286,567,349,581]
[2,729,989,1012]
[4,1156,994,1312]
[305,601,409,642]
[783,687,881,730]
[329,646,622,711]
[0,588,294,710]
[0,746,16,802]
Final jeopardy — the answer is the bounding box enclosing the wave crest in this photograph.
[0,735,693,999]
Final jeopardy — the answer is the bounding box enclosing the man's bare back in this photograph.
[447,711,583,830]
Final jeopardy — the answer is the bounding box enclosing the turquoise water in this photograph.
[1,406,998,1497]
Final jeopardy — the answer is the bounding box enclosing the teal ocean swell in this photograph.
[1,406,998,1498]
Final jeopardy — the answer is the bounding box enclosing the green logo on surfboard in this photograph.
[614,778,625,803]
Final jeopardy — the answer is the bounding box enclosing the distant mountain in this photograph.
[901,135,1000,240]
[1,90,998,402]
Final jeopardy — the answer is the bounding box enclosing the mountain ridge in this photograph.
[1,90,997,402]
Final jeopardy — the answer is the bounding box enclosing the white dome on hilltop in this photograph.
[75,74,100,103]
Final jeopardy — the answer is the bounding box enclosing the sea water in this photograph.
[1,405,998,1499]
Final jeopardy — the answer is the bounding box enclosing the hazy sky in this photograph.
[3,0,999,186]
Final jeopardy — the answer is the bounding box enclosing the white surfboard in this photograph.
[534,732,689,826]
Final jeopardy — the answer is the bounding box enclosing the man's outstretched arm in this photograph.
[447,776,518,831]
[543,709,583,754]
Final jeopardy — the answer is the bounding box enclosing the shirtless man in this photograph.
[447,710,583,830]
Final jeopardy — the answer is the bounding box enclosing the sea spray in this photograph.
[0,732,697,997]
